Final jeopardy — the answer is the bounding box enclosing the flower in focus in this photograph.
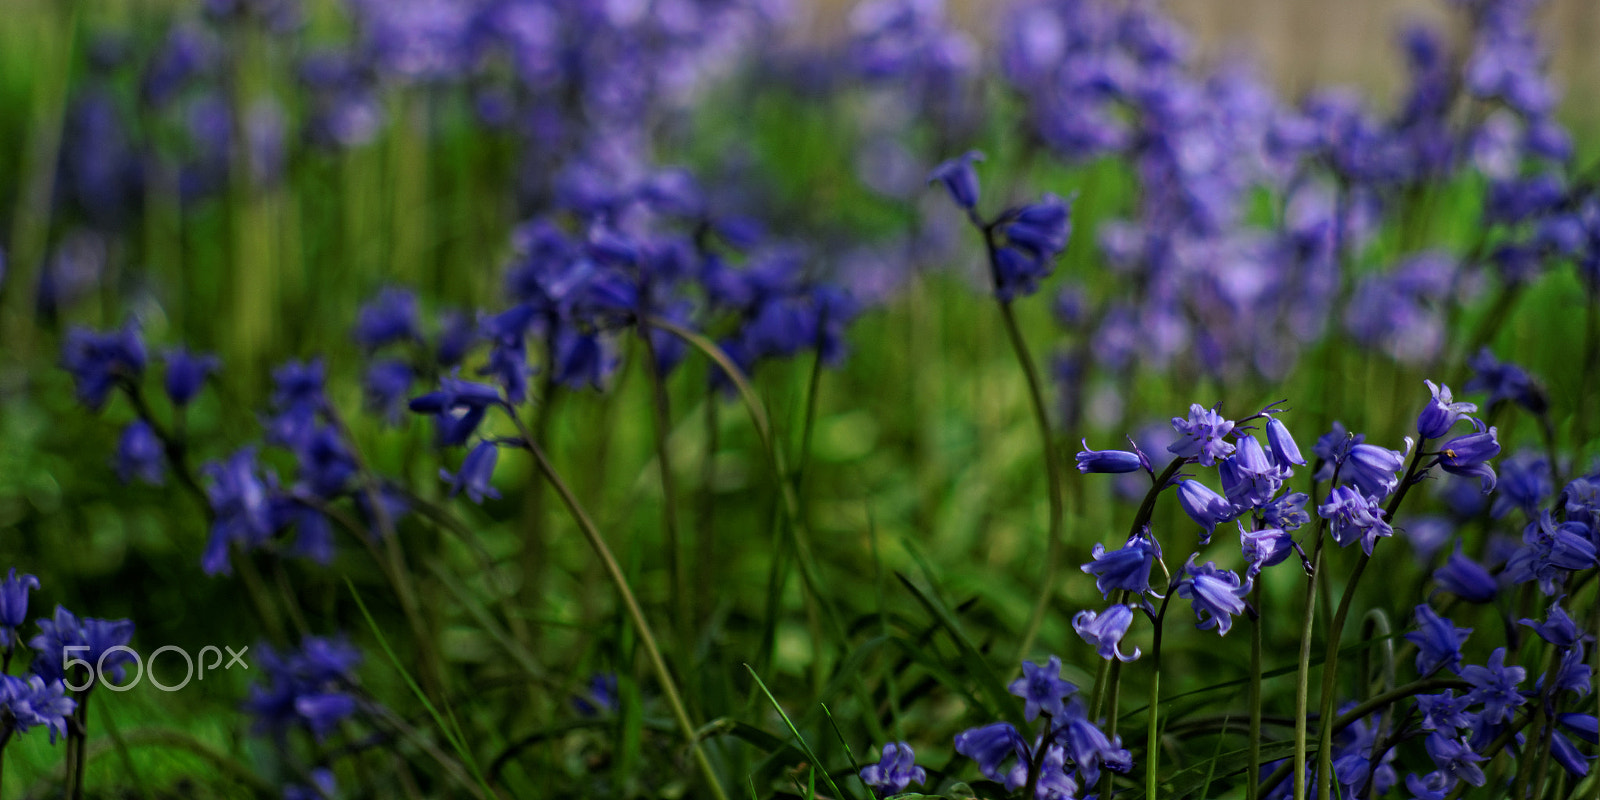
[1176,556,1251,636]
[1008,656,1075,721]
[1073,604,1141,662]
[1081,530,1160,598]
[1319,485,1394,555]
[1169,403,1236,466]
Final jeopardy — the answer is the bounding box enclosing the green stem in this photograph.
[1249,582,1263,800]
[640,329,690,650]
[1146,592,1173,800]
[1293,517,1327,800]
[504,412,729,800]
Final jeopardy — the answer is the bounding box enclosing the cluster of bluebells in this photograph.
[930,151,1075,302]
[243,635,366,797]
[947,656,1131,799]
[0,569,131,753]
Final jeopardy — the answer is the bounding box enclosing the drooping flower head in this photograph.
[1319,485,1394,555]
[1073,604,1141,662]
[0,570,40,648]
[1081,529,1161,598]
[1176,556,1251,636]
[1405,604,1472,676]
[1416,381,1477,440]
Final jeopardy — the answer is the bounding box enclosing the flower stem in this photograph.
[505,413,729,800]
[640,329,690,651]
[1293,516,1327,800]
[1249,582,1264,800]
[1146,592,1173,800]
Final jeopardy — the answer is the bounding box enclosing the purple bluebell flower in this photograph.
[1018,743,1078,799]
[1341,438,1410,501]
[162,347,219,407]
[245,636,362,741]
[271,359,327,413]
[1560,712,1598,744]
[1003,193,1074,262]
[1176,480,1237,541]
[573,672,619,717]
[1404,516,1455,560]
[1404,770,1454,800]
[1520,598,1582,648]
[409,376,504,447]
[552,326,617,391]
[30,606,136,684]
[0,569,39,648]
[1547,644,1591,700]
[1417,690,1473,732]
[1075,440,1145,474]
[1490,452,1551,519]
[1434,545,1497,604]
[1240,525,1295,578]
[1417,381,1477,440]
[479,305,537,403]
[115,420,166,486]
[354,287,421,351]
[0,674,74,743]
[1263,491,1310,531]
[1081,530,1160,598]
[953,721,1027,782]
[294,693,357,741]
[202,448,279,576]
[1424,732,1487,787]
[1438,427,1500,493]
[1008,656,1075,721]
[1503,511,1599,594]
[1176,556,1251,636]
[929,150,983,211]
[1550,725,1593,777]
[61,325,147,411]
[1319,485,1393,555]
[1465,349,1548,414]
[1220,435,1287,509]
[435,310,477,367]
[294,426,357,500]
[1056,699,1134,786]
[1406,604,1472,675]
[1311,422,1357,481]
[1168,403,1236,466]
[1073,604,1140,662]
[441,441,500,504]
[1266,418,1306,466]
[860,742,927,796]
[1461,648,1525,724]
[363,359,414,425]
[284,769,338,800]
[1561,476,1600,533]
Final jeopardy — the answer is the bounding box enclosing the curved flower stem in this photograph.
[1315,442,1429,800]
[1249,582,1264,800]
[996,297,1067,664]
[503,410,729,800]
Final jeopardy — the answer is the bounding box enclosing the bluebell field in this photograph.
[0,0,1597,798]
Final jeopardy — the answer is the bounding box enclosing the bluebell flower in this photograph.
[1404,770,1454,800]
[1549,725,1593,777]
[1341,438,1410,501]
[1438,427,1500,493]
[1318,485,1393,555]
[1331,701,1398,797]
[1461,648,1525,724]
[1075,440,1146,474]
[1168,403,1236,466]
[1546,644,1591,700]
[61,325,147,411]
[115,420,165,485]
[409,376,504,447]
[1503,511,1599,594]
[1266,418,1306,466]
[201,448,279,575]
[929,150,983,211]
[435,310,477,367]
[1073,604,1140,662]
[1417,381,1477,440]
[573,672,619,717]
[479,305,538,403]
[860,742,926,796]
[1311,422,1357,480]
[1019,743,1078,800]
[1490,452,1550,519]
[1263,491,1310,531]
[1056,699,1133,786]
[1081,530,1160,598]
[1008,656,1075,721]
[1176,479,1237,541]
[1424,732,1487,787]
[441,441,501,504]
[293,693,358,741]
[0,674,74,742]
[283,769,338,800]
[1405,604,1472,676]
[1561,476,1600,533]
[1004,192,1074,260]
[270,359,327,414]
[0,569,39,648]
[953,721,1026,782]
[1434,545,1497,604]
[1465,349,1547,414]
[552,326,616,391]
[1520,598,1582,647]
[1404,516,1455,560]
[363,358,414,425]
[162,347,219,407]
[991,245,1050,301]
[354,287,420,351]
[294,426,357,500]
[245,636,362,740]
[30,606,136,684]
[1176,556,1251,636]
[283,505,334,566]
[1416,690,1473,732]
[1560,712,1598,745]
[1240,525,1295,579]
[1220,435,1287,509]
